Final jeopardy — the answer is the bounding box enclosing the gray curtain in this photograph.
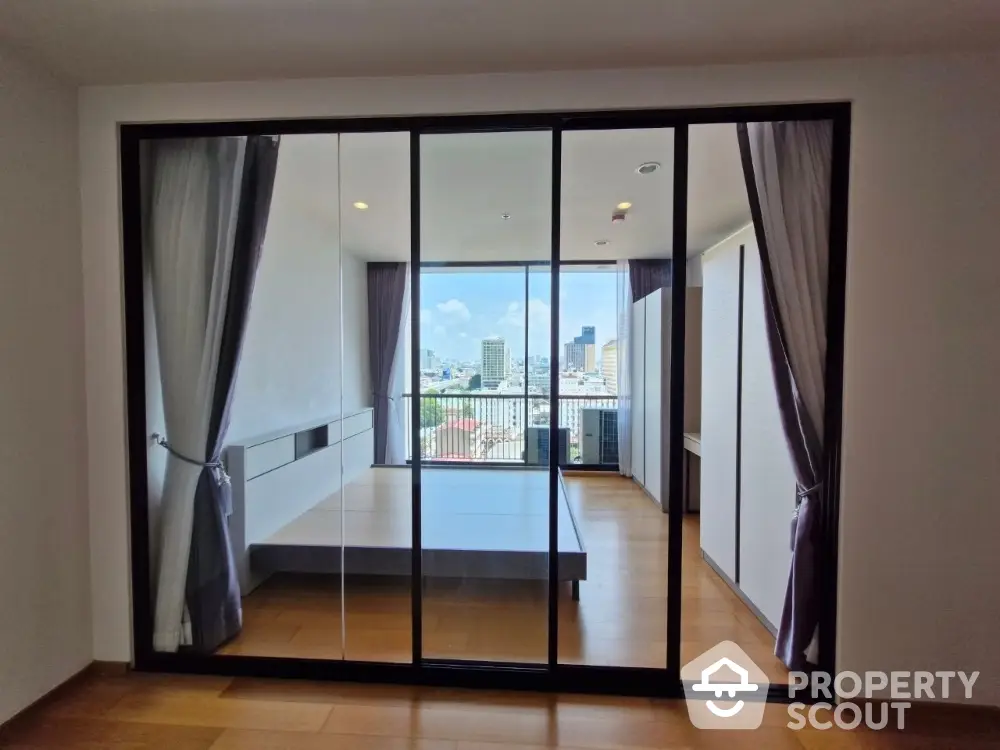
[629,258,672,302]
[368,262,408,465]
[185,135,279,652]
[738,120,833,671]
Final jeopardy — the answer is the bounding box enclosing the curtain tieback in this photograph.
[796,481,823,501]
[789,483,822,551]
[151,433,231,488]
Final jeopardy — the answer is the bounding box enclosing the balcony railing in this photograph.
[401,393,619,467]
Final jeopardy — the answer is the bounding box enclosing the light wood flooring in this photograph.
[222,474,787,681]
[4,669,998,750]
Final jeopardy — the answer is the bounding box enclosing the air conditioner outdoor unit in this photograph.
[525,426,569,466]
[580,407,619,465]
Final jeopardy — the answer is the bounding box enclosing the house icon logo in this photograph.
[681,641,770,730]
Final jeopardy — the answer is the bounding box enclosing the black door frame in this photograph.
[120,102,850,699]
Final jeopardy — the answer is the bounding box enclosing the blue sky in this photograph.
[419,268,618,363]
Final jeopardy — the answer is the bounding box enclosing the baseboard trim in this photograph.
[701,549,777,636]
[0,661,131,736]
[89,660,131,677]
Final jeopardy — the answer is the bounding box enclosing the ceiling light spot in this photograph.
[501,213,511,220]
[353,201,369,210]
[616,201,632,210]
[636,162,660,175]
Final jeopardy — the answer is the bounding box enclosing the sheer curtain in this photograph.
[616,260,632,476]
[146,138,245,652]
[385,265,411,464]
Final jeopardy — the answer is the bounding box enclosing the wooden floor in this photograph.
[223,473,787,680]
[4,669,998,749]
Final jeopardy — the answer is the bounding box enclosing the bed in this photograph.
[249,466,587,599]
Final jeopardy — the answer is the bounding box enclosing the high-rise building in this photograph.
[564,341,585,370]
[564,326,597,372]
[601,339,618,394]
[419,348,437,370]
[480,337,510,389]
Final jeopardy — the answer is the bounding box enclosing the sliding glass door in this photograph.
[125,104,847,694]
[556,128,676,669]
[415,130,556,664]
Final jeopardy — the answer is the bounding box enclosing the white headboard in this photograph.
[226,407,374,592]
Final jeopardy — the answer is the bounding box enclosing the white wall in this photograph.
[78,53,1000,705]
[683,287,703,434]
[739,246,797,628]
[0,45,91,723]
[229,134,347,442]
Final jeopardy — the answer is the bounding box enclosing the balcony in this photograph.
[401,393,619,467]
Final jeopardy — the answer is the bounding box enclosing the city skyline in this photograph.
[419,269,617,363]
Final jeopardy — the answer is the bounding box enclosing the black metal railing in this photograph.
[401,393,618,466]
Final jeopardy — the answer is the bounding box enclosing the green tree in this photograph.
[420,398,446,428]
[460,400,475,419]
[467,374,482,391]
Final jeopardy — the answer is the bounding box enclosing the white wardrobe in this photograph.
[699,227,797,629]
[629,286,702,511]
[631,288,668,506]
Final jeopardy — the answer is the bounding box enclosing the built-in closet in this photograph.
[630,285,702,510]
[699,228,797,631]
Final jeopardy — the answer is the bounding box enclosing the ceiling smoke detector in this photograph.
[611,211,627,224]
[594,239,610,247]
[636,161,660,175]
[501,212,511,220]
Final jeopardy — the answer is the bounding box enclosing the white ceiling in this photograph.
[1,0,998,85]
[274,124,747,263]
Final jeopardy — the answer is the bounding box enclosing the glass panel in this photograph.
[142,133,345,658]
[418,268,525,462]
[681,123,789,684]
[557,128,674,668]
[419,130,552,663]
[557,265,619,467]
[339,132,413,663]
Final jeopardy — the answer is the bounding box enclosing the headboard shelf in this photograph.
[225,406,375,592]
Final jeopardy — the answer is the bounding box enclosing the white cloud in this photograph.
[433,325,447,337]
[497,300,522,326]
[420,308,432,323]
[459,332,467,338]
[527,298,551,326]
[436,298,471,321]
[500,297,551,327]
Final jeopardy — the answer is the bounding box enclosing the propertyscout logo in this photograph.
[682,641,981,731]
[681,641,770,729]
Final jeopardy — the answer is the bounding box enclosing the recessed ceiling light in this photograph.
[594,239,610,247]
[636,162,660,175]
[616,201,632,210]
[501,213,511,220]
[353,201,369,210]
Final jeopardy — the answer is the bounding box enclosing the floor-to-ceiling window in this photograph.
[410,264,620,470]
